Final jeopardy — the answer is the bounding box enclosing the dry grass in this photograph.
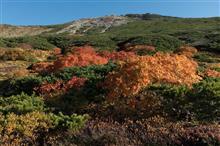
[0,25,51,38]
[0,48,53,62]
[0,61,31,80]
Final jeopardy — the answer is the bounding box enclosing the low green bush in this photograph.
[54,62,116,81]
[116,35,182,53]
[193,53,219,63]
[148,78,220,121]
[188,77,220,121]
[0,36,55,50]
[0,93,45,114]
[206,33,220,52]
[49,112,88,131]
[0,76,43,96]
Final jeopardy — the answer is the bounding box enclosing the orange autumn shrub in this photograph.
[52,46,108,71]
[30,62,54,73]
[53,47,62,56]
[11,69,30,78]
[30,47,138,73]
[99,50,136,61]
[204,69,220,78]
[104,52,201,100]
[174,46,198,58]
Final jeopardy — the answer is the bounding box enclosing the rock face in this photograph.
[56,16,130,34]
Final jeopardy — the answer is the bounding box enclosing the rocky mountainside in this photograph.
[56,16,130,34]
[0,13,188,38]
[0,15,130,38]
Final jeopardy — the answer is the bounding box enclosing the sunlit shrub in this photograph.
[0,111,50,144]
[0,36,55,50]
[104,52,201,100]
[52,46,108,71]
[174,45,198,57]
[0,48,36,61]
[0,93,44,114]
[0,111,88,145]
[49,112,88,131]
[204,69,220,78]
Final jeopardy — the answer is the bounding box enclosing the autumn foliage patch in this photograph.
[104,53,201,100]
[31,46,137,73]
[174,46,198,58]
[35,76,87,96]
[204,69,220,78]
[52,46,108,71]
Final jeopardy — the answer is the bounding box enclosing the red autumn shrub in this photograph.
[35,76,87,96]
[52,46,108,71]
[31,46,138,73]
[204,69,220,78]
[65,76,87,90]
[30,62,54,73]
[35,81,63,96]
[53,47,62,56]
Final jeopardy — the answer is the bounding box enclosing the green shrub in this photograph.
[46,35,73,52]
[49,112,88,131]
[0,36,55,50]
[193,53,219,63]
[206,33,220,52]
[0,38,6,48]
[117,35,182,52]
[0,76,43,96]
[0,48,38,61]
[0,93,45,114]
[212,67,220,72]
[148,84,191,120]
[188,77,220,121]
[148,78,220,121]
[38,62,116,83]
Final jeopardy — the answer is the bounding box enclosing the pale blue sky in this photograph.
[1,0,220,25]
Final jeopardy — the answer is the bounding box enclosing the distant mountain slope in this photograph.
[56,16,130,34]
[0,13,219,53]
[0,15,130,38]
[0,13,219,38]
[0,25,52,38]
